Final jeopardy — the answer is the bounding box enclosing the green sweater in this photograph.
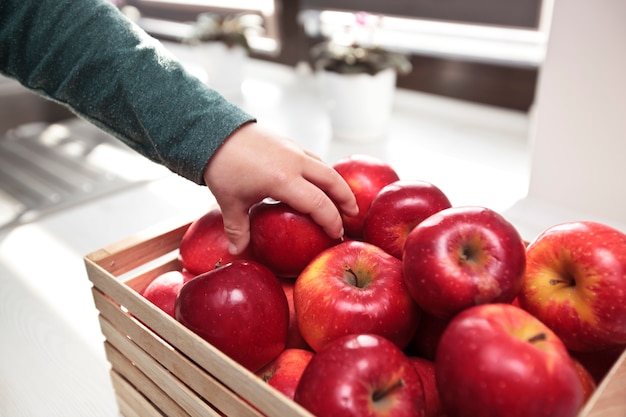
[0,0,255,184]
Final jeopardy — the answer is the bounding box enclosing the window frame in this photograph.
[125,0,542,111]
[298,0,544,29]
[125,0,283,56]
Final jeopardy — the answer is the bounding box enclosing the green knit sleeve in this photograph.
[0,0,255,184]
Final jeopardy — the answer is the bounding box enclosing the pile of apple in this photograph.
[140,154,626,417]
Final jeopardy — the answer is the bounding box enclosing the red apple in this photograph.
[256,348,315,400]
[175,260,288,372]
[141,270,192,318]
[571,357,597,403]
[408,357,443,417]
[402,206,526,319]
[518,221,626,352]
[364,180,452,259]
[436,303,585,417]
[249,199,341,278]
[294,240,421,352]
[179,208,253,275]
[279,278,311,350]
[333,154,400,239]
[294,333,426,417]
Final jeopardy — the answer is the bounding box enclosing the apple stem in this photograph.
[344,265,359,287]
[527,332,547,344]
[372,379,405,402]
[459,244,478,263]
[549,271,576,286]
[549,278,574,286]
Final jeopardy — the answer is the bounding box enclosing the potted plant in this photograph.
[310,13,412,142]
[185,12,264,95]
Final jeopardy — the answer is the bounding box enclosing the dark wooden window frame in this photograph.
[125,0,283,54]
[128,0,540,111]
[299,0,543,29]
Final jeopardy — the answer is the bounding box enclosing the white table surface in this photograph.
[0,53,532,417]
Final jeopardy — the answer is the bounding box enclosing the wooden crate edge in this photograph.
[106,341,191,417]
[111,370,168,417]
[85,244,313,417]
[84,215,193,276]
[93,288,263,417]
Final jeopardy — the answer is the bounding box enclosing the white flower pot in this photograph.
[320,68,397,142]
[194,42,247,96]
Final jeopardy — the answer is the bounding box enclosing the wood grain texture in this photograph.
[94,290,261,417]
[111,371,167,417]
[101,317,221,417]
[106,343,191,417]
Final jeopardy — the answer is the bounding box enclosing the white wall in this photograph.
[506,0,626,239]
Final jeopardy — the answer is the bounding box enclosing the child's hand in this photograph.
[203,122,359,255]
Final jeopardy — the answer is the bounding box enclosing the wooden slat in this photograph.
[116,396,147,417]
[86,254,314,417]
[105,341,190,417]
[99,314,221,417]
[93,288,263,417]
[116,397,149,417]
[299,0,542,28]
[124,256,183,295]
[578,348,626,417]
[111,371,166,417]
[86,217,191,276]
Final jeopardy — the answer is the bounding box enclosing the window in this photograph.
[299,1,553,67]
[122,0,550,110]
[299,0,545,29]
[295,0,552,110]
[125,0,281,55]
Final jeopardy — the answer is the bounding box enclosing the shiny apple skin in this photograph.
[279,278,311,350]
[294,334,426,417]
[249,199,341,278]
[179,208,253,275]
[436,303,585,417]
[364,180,452,259]
[402,206,526,319]
[519,221,626,351]
[294,240,421,352]
[175,260,288,372]
[333,154,400,239]
[571,357,597,403]
[256,348,315,400]
[141,270,192,318]
[408,357,443,417]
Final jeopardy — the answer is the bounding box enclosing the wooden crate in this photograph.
[84,216,626,417]
[84,215,314,417]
